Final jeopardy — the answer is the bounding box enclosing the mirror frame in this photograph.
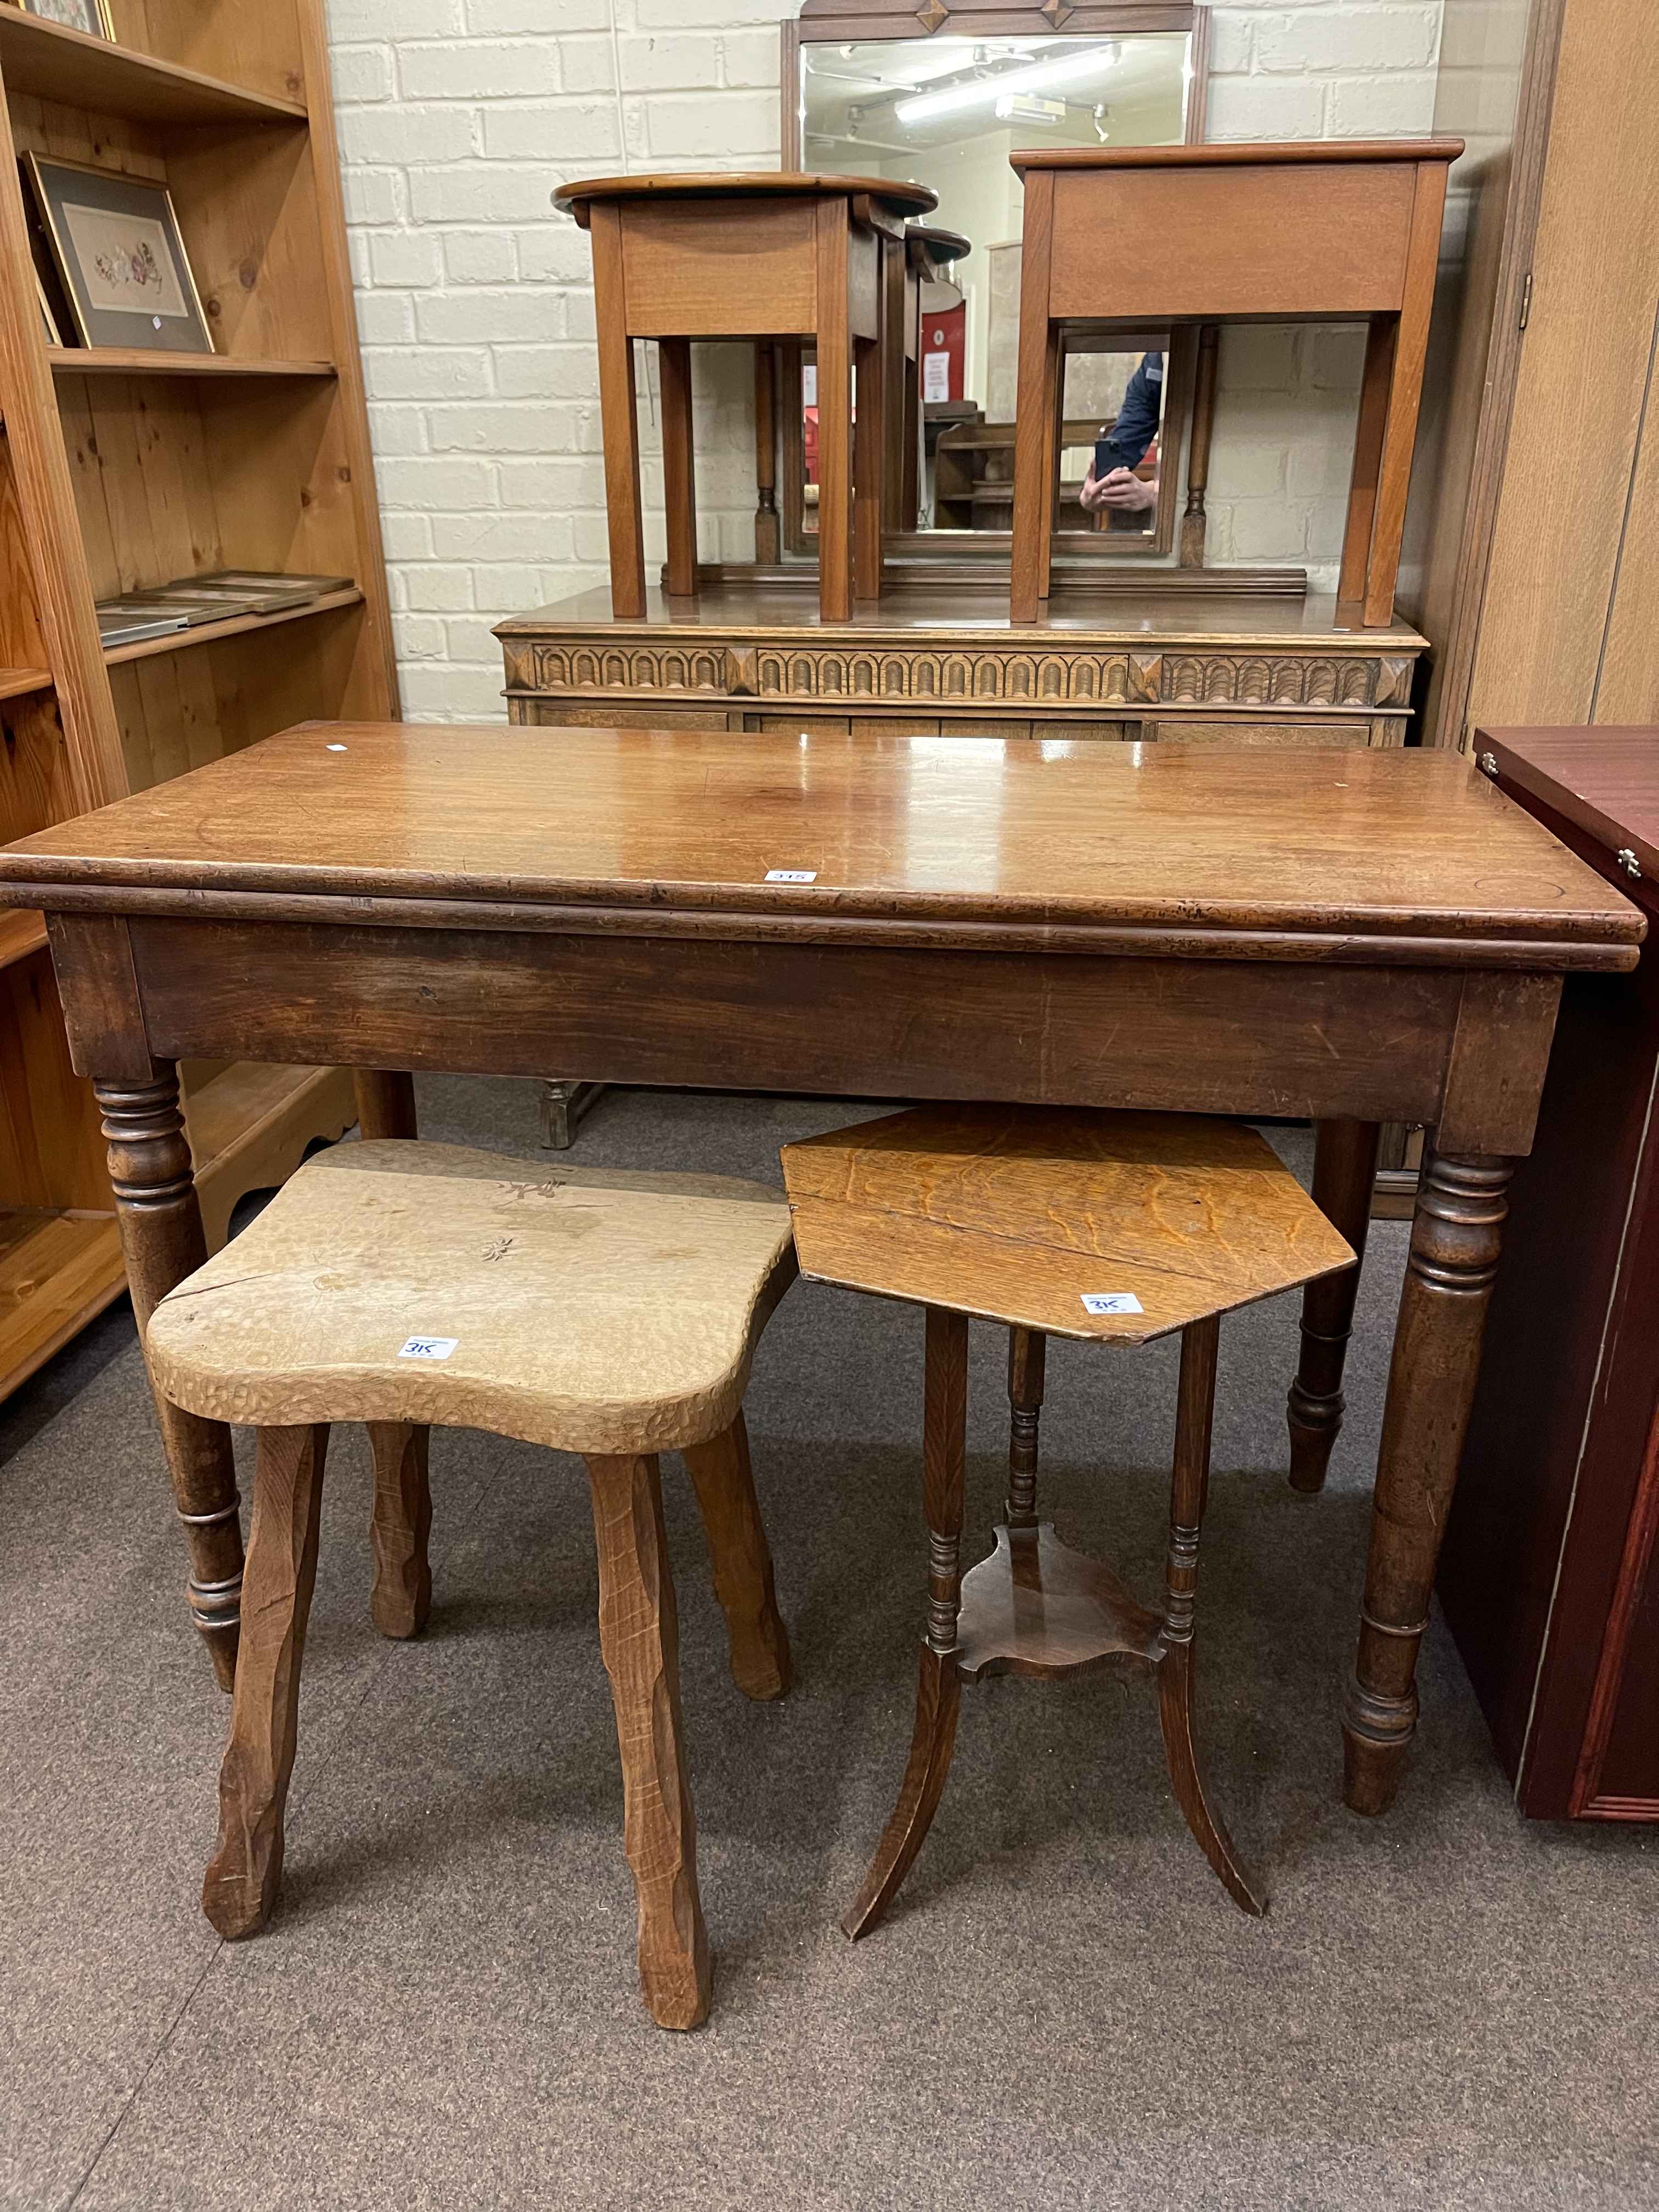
[777,0,1209,577]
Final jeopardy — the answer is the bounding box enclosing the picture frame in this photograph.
[22,153,213,356]
[35,272,60,346]
[11,0,116,37]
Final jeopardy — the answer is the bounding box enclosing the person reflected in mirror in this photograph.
[1079,348,1162,517]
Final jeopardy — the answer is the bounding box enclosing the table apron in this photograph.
[108,916,1481,1131]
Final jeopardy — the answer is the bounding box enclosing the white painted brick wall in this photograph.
[326,0,1443,717]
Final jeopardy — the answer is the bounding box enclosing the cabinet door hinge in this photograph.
[1519,270,1534,330]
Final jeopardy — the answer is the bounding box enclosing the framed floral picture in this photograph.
[22,154,213,354]
[13,0,116,36]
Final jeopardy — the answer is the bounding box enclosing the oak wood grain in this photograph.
[3,726,1638,967]
[785,1104,1356,1345]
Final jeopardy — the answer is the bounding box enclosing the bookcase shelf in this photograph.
[0,9,306,129]
[0,0,398,1401]
[103,587,364,668]
[49,348,337,380]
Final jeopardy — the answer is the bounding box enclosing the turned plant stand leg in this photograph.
[843,1304,968,1940]
[202,1422,330,1939]
[1158,1316,1265,1917]
[99,1072,243,1691]
[682,1412,792,1702]
[1006,1325,1046,1526]
[368,1421,432,1639]
[585,1449,710,2029]
[1344,1152,1512,1814]
[353,1073,435,1631]
[1287,1118,1382,1493]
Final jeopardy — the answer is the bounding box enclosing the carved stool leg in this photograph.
[352,1073,436,1631]
[1158,1314,1265,1918]
[1006,1325,1046,1527]
[1344,1152,1511,1814]
[585,1450,710,2029]
[368,1421,432,1639]
[99,1072,243,1690]
[842,1304,968,1941]
[1287,1118,1382,1493]
[682,1412,792,1702]
[202,1423,330,1939]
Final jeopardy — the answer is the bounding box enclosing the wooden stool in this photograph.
[1006,140,1461,627]
[555,172,936,623]
[780,1104,1353,1935]
[145,1140,797,2031]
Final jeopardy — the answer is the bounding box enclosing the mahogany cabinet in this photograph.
[1440,726,1659,1819]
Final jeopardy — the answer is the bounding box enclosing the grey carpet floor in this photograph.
[1,1079,1654,2212]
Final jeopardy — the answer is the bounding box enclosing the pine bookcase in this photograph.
[0,0,397,1397]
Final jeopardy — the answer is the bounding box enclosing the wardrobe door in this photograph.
[1464,0,1659,727]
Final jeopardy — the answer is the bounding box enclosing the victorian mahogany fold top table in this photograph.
[0,724,1640,1819]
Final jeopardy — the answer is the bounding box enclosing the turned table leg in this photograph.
[99,1071,243,1691]
[585,1449,710,2029]
[1343,1150,1512,1814]
[1287,1118,1382,1493]
[203,1423,330,1938]
[682,1412,792,1702]
[1006,1325,1046,1527]
[843,1304,968,1940]
[1159,1316,1264,1917]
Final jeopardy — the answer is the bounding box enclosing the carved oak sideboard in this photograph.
[497,584,1424,749]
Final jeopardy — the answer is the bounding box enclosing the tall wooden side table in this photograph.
[555,172,936,624]
[1005,141,1462,627]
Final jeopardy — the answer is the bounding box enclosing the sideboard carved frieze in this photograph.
[498,592,1428,749]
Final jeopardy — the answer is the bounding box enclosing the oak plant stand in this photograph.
[1,723,1641,1824]
[144,1137,797,2030]
[554,172,935,624]
[782,1105,1353,1929]
[1007,142,1462,628]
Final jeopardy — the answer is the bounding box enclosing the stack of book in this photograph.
[96,571,354,650]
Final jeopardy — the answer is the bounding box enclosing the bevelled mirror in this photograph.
[777,6,1206,569]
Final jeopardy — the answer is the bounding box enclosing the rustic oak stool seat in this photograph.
[554,171,936,624]
[146,1139,798,2030]
[780,1104,1353,1936]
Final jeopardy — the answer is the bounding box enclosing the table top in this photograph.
[1010,140,1464,174]
[554,172,938,217]
[495,582,1427,647]
[1480,726,1659,884]
[2,723,1640,969]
